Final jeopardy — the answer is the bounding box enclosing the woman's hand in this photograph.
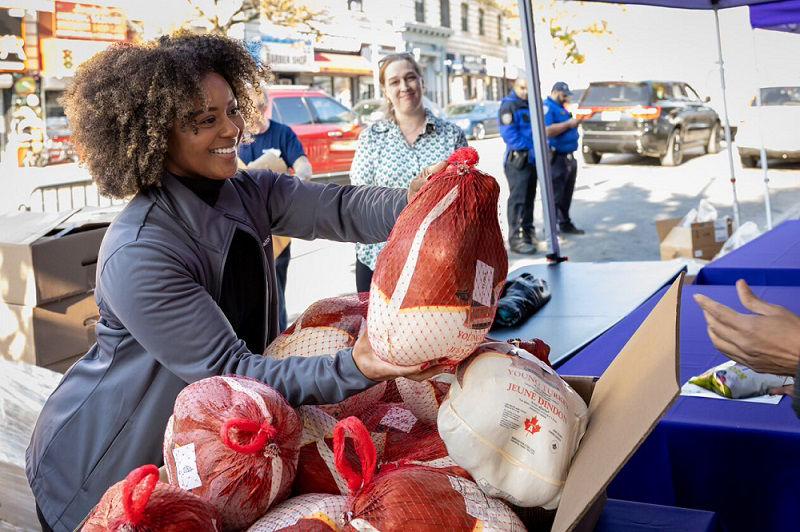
[352,325,449,382]
[694,279,800,376]
[407,160,447,203]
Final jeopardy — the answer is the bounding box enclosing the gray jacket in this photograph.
[26,170,407,531]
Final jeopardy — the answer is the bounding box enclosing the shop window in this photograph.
[415,0,425,23]
[440,0,450,27]
[460,3,468,32]
[478,9,484,35]
[312,76,333,96]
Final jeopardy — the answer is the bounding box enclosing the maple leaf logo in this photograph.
[524,416,541,435]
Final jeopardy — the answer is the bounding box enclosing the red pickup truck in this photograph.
[265,86,362,183]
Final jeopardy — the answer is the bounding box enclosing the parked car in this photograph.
[352,96,445,126]
[445,100,501,140]
[736,86,800,168]
[576,81,722,166]
[265,86,361,183]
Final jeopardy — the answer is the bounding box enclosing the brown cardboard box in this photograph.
[656,217,733,261]
[0,292,99,368]
[0,209,111,306]
[547,274,683,531]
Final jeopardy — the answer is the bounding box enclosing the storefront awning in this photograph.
[314,52,372,76]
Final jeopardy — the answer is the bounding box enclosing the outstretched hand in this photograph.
[407,160,447,203]
[352,325,449,382]
[693,279,800,376]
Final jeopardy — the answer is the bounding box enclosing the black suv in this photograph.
[577,81,722,166]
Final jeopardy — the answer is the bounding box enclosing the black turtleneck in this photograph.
[174,174,267,353]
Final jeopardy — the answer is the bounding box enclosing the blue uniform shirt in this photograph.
[498,89,535,163]
[543,96,579,153]
[238,120,306,167]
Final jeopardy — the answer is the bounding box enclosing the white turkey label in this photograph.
[379,406,417,433]
[172,443,202,490]
[448,475,498,524]
[472,260,494,307]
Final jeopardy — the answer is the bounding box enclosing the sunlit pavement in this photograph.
[3,139,798,324]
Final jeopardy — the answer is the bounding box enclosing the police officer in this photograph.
[498,76,537,254]
[544,81,584,235]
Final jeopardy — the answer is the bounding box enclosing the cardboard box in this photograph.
[0,292,98,368]
[0,209,114,306]
[548,274,683,531]
[656,217,733,261]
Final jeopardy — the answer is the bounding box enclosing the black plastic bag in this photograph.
[492,273,551,328]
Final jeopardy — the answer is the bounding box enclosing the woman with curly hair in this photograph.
[26,32,444,531]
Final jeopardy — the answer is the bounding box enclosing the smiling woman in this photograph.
[61,32,268,198]
[27,32,447,532]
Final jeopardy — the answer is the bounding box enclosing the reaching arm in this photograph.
[693,279,800,376]
[99,242,441,407]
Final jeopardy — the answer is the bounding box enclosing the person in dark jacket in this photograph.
[238,88,313,332]
[544,82,584,235]
[498,76,537,254]
[26,32,444,532]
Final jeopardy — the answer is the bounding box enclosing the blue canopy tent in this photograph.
[516,0,784,258]
[750,0,800,32]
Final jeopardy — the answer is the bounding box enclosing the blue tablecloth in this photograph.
[490,261,684,366]
[596,499,722,532]
[695,220,800,285]
[560,284,800,532]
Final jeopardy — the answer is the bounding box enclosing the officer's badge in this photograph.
[542,104,549,114]
[500,112,513,125]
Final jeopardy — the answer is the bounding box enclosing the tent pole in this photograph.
[714,8,741,230]
[750,29,773,230]
[517,0,563,261]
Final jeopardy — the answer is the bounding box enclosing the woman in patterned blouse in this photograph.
[350,52,468,292]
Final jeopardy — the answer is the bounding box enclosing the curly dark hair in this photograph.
[62,31,272,198]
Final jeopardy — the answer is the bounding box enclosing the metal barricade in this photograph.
[20,179,126,212]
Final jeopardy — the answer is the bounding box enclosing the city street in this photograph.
[3,137,799,324]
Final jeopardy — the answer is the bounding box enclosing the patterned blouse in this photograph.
[350,109,468,270]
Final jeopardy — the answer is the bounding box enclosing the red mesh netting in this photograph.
[291,406,381,497]
[246,493,348,532]
[383,375,451,425]
[81,464,219,531]
[163,376,302,531]
[368,146,509,366]
[438,341,588,509]
[333,417,525,532]
[264,293,387,420]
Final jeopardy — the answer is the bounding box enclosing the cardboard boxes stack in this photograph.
[656,216,733,261]
[0,208,118,372]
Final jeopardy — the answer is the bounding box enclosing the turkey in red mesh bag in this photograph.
[264,293,386,420]
[353,401,469,479]
[246,493,348,532]
[81,464,219,531]
[291,406,387,497]
[438,340,588,509]
[386,374,452,425]
[368,146,508,367]
[163,376,302,531]
[332,417,524,532]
